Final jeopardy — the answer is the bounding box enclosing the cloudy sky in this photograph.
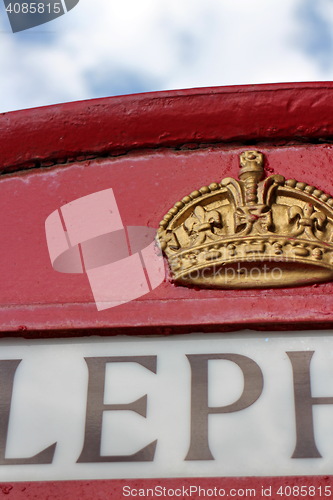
[0,0,332,112]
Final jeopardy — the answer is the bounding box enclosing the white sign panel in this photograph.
[1,331,333,482]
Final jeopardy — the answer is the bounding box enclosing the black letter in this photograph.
[0,360,56,465]
[185,353,263,460]
[77,356,157,463]
[287,351,333,458]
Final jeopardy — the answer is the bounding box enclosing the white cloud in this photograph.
[0,0,332,112]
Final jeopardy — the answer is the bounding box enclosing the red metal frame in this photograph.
[1,476,332,499]
[2,82,333,174]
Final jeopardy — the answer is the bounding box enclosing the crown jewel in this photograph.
[158,151,333,288]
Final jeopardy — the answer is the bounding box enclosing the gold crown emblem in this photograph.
[158,151,333,288]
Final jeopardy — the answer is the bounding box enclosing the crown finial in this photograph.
[239,150,264,205]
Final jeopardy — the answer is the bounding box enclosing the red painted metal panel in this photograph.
[2,142,333,334]
[1,476,332,499]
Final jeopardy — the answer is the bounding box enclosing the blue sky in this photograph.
[0,0,332,112]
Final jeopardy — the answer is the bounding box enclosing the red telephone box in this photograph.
[1,82,333,498]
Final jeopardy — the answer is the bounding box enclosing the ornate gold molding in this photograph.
[158,151,333,288]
